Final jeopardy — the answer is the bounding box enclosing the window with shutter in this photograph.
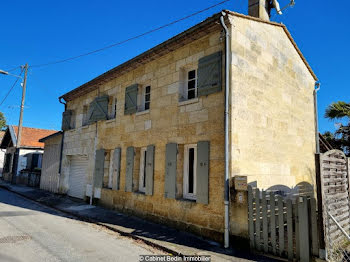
[62,110,73,131]
[196,141,210,204]
[94,149,105,189]
[124,84,138,115]
[145,145,155,195]
[139,147,147,193]
[112,148,121,190]
[125,147,134,192]
[197,51,222,97]
[164,143,177,199]
[88,95,109,123]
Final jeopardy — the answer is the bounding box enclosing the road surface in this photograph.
[0,188,155,262]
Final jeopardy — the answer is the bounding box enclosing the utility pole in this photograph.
[11,64,28,183]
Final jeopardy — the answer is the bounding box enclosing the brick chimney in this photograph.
[248,0,270,21]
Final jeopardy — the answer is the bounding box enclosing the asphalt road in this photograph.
[0,188,155,262]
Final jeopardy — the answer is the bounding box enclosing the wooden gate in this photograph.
[248,187,319,262]
[319,150,350,261]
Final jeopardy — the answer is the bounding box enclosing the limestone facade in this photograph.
[60,12,317,241]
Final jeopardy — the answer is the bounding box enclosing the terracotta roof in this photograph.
[60,10,317,102]
[12,126,58,148]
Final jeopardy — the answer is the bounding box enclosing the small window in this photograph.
[187,69,197,100]
[139,147,147,193]
[137,85,151,112]
[82,105,88,126]
[183,144,197,200]
[108,97,117,119]
[144,86,151,110]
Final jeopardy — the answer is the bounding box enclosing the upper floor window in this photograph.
[137,85,151,112]
[108,97,117,119]
[179,67,198,102]
[144,86,151,110]
[82,105,89,126]
[183,144,197,200]
[186,69,197,100]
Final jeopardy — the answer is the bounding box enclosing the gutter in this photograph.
[314,82,321,154]
[220,11,231,249]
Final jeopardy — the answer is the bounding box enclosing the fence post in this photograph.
[278,196,285,257]
[286,199,293,261]
[248,186,255,249]
[309,197,319,257]
[270,192,276,255]
[315,153,325,258]
[262,191,268,253]
[299,196,310,262]
[255,188,261,251]
[295,200,300,261]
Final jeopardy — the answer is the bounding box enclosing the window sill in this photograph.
[178,98,199,106]
[82,125,89,129]
[136,110,150,116]
[177,197,196,203]
[105,118,116,124]
[134,190,146,195]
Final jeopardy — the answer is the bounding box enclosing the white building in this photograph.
[0,125,57,183]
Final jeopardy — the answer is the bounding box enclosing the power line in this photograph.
[31,0,230,68]
[0,68,24,107]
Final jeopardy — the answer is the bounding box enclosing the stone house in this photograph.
[58,7,318,242]
[0,126,57,182]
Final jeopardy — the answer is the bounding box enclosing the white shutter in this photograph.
[68,156,88,199]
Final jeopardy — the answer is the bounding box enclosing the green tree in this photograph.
[324,101,350,156]
[0,112,6,130]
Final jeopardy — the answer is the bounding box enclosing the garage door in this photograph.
[68,156,88,199]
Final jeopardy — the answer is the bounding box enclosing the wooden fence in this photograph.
[248,186,319,262]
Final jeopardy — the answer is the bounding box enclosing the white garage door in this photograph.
[68,156,88,199]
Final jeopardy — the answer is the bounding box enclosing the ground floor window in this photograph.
[183,144,197,200]
[139,147,147,193]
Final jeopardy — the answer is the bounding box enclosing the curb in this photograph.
[0,185,182,256]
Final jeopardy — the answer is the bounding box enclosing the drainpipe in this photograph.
[314,82,321,154]
[58,97,66,193]
[220,11,231,249]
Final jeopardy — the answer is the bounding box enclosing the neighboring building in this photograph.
[0,126,57,182]
[39,131,63,193]
[0,131,5,176]
[58,6,317,242]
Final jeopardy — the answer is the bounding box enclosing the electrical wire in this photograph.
[0,68,24,107]
[31,0,230,68]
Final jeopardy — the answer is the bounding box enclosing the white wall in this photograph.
[17,148,43,175]
[0,149,5,176]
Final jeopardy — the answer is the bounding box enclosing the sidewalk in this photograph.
[0,180,278,262]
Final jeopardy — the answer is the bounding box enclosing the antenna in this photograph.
[269,0,296,17]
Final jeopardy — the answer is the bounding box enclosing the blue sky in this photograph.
[0,0,349,132]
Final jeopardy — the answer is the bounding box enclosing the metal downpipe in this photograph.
[314,82,321,154]
[220,11,230,248]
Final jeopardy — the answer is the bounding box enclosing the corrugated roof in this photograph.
[60,10,317,102]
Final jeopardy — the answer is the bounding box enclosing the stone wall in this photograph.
[61,28,226,241]
[228,15,316,236]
